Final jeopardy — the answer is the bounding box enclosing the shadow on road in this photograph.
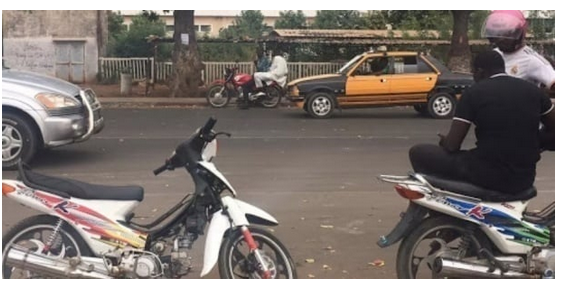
[29,148,102,170]
[278,107,435,120]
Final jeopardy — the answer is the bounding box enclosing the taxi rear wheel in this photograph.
[428,93,456,119]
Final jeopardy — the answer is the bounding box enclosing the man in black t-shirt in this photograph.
[409,50,555,194]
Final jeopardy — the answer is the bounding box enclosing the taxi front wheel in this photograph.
[307,92,335,119]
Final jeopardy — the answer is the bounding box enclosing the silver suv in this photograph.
[2,65,104,170]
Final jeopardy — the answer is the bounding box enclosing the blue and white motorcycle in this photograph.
[377,172,554,279]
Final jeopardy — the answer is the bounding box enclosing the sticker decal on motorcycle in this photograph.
[466,205,492,220]
[53,201,79,214]
[15,185,48,205]
[501,202,516,210]
[445,198,492,220]
[32,191,148,249]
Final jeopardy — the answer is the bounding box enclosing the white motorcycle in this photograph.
[2,117,297,279]
[377,172,554,279]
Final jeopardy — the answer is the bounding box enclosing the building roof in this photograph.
[269,29,441,39]
[266,29,555,45]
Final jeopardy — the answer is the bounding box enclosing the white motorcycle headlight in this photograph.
[35,93,81,109]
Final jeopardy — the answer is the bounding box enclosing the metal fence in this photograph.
[99,58,154,82]
[98,58,344,85]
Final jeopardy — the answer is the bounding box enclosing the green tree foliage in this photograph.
[210,11,272,62]
[198,43,257,62]
[468,10,490,39]
[218,10,271,39]
[363,10,488,40]
[383,11,451,30]
[363,11,389,30]
[527,10,555,40]
[295,10,365,61]
[108,11,126,40]
[312,10,364,29]
[141,10,160,22]
[372,11,451,39]
[110,13,168,59]
[275,10,308,29]
[107,11,126,58]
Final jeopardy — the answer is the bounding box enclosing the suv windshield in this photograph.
[338,54,364,74]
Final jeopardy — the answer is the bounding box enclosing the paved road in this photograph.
[1,106,555,279]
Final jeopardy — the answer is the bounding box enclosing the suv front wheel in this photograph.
[2,112,39,170]
[428,92,456,119]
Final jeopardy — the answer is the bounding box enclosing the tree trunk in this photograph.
[448,11,473,73]
[170,10,204,98]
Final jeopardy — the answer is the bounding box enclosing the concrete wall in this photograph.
[3,38,99,83]
[2,10,108,83]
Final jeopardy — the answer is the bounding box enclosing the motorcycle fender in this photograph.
[200,197,279,277]
[201,210,231,277]
[209,79,227,87]
[231,198,279,226]
[377,202,428,248]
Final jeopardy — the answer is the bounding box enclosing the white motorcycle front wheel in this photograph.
[218,227,297,279]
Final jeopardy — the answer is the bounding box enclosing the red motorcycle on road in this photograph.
[206,67,283,108]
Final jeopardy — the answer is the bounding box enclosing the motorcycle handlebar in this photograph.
[153,164,168,176]
[155,117,217,176]
[202,117,217,138]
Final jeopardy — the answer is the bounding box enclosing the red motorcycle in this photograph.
[206,67,283,108]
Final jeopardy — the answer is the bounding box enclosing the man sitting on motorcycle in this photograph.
[238,48,271,109]
[252,49,288,98]
[255,48,271,73]
[409,50,554,194]
[238,49,288,109]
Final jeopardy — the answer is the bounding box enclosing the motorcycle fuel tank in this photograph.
[234,73,253,86]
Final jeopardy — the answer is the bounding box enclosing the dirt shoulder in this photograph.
[82,83,207,98]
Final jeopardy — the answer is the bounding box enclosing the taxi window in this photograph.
[417,58,435,73]
[393,56,418,74]
[353,56,392,76]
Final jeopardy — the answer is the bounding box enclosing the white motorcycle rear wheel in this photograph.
[2,215,92,279]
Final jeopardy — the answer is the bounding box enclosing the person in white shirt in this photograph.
[482,10,555,97]
[252,50,288,97]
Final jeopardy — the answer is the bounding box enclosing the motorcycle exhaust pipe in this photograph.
[432,257,536,279]
[5,245,110,279]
